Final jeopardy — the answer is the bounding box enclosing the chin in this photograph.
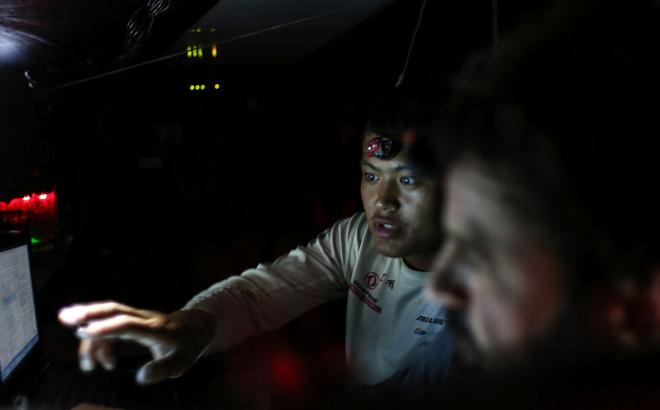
[373,240,405,258]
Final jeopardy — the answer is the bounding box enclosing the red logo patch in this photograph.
[363,272,381,290]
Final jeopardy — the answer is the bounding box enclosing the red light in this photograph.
[1,191,56,214]
[1,191,57,249]
[270,350,306,395]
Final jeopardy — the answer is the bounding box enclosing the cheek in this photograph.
[469,253,565,352]
[468,275,525,350]
[501,248,565,337]
[360,183,372,208]
[402,190,435,225]
[413,213,439,247]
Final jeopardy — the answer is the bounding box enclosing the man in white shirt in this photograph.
[58,93,449,388]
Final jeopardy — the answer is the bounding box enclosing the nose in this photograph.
[375,180,400,211]
[428,241,469,309]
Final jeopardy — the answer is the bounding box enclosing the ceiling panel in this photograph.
[168,0,395,66]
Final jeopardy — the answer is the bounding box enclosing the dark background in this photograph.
[0,0,545,407]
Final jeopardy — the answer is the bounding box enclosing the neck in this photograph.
[403,254,435,272]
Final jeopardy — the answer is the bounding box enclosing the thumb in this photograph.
[136,354,187,385]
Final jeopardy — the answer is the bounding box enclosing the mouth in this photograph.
[371,216,401,239]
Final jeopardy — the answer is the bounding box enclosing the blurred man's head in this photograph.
[433,158,568,362]
[427,0,660,366]
[360,89,443,271]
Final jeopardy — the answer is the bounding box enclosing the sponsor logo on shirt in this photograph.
[362,271,395,290]
[363,272,382,290]
[416,315,448,325]
[349,279,382,313]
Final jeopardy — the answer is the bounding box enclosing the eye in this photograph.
[444,238,487,278]
[363,172,379,183]
[399,176,418,186]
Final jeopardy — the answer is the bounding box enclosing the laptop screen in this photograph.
[0,244,39,382]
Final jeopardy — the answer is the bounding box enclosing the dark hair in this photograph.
[367,81,449,134]
[430,0,660,287]
[365,83,448,174]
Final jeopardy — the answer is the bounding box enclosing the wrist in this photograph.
[172,309,215,354]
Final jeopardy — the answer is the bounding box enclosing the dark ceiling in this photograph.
[168,0,397,67]
[1,1,395,68]
[2,0,557,94]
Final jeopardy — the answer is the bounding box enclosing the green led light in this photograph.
[189,85,195,91]
[214,83,220,90]
[201,85,206,90]
[195,85,200,90]
[31,237,42,245]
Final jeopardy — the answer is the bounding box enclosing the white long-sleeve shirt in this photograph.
[183,212,449,385]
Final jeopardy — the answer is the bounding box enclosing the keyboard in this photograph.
[29,361,180,410]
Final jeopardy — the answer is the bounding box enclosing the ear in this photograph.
[586,278,639,350]
[588,267,660,351]
[638,267,660,346]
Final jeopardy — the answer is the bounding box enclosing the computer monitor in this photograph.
[0,232,39,389]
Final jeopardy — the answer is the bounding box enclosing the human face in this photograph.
[429,160,567,361]
[360,132,441,271]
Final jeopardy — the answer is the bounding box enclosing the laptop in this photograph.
[0,231,183,410]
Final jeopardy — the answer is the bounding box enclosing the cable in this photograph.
[492,0,499,59]
[122,0,173,59]
[395,0,427,88]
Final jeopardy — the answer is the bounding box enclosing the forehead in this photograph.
[361,132,411,164]
[362,130,416,147]
[445,162,523,246]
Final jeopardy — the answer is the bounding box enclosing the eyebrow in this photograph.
[359,159,417,173]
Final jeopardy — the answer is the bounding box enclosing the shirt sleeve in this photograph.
[182,213,366,351]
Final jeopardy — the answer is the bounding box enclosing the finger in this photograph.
[136,353,188,385]
[59,301,153,326]
[76,314,162,339]
[78,339,96,372]
[92,340,116,371]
